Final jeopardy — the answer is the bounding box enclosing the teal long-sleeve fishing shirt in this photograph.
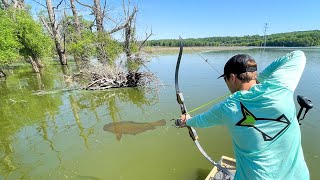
[186,50,309,180]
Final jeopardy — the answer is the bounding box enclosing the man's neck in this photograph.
[238,80,257,91]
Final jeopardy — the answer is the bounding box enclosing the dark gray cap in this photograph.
[217,54,257,79]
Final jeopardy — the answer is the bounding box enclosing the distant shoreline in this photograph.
[143,46,254,55]
[143,46,320,55]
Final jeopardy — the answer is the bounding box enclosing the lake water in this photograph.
[0,48,319,180]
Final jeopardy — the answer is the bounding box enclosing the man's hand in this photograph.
[175,114,191,128]
[180,113,191,123]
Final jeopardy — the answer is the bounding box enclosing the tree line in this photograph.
[146,30,320,47]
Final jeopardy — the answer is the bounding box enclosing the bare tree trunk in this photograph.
[36,73,44,90]
[74,0,108,63]
[45,0,68,65]
[1,0,10,8]
[93,0,104,32]
[122,2,138,73]
[34,56,45,68]
[121,2,152,73]
[92,0,109,64]
[29,56,40,73]
[12,0,24,9]
[124,22,132,62]
[2,0,25,9]
[139,29,153,51]
[70,0,89,64]
[61,65,70,75]
[70,0,81,64]
[0,69,6,78]
[70,0,81,34]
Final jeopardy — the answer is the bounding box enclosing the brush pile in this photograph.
[70,64,157,90]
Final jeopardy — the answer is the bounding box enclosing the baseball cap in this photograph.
[217,54,257,79]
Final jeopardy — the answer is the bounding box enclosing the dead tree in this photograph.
[75,0,139,65]
[27,53,45,73]
[69,0,86,64]
[93,0,104,32]
[1,0,25,9]
[66,0,156,90]
[92,0,109,64]
[1,0,10,8]
[45,0,68,65]
[70,0,81,34]
[122,2,137,72]
[75,0,109,64]
[122,1,153,74]
[138,28,153,51]
[12,0,24,9]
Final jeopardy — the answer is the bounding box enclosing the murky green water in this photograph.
[0,48,319,180]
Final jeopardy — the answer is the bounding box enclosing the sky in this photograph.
[26,0,320,40]
[134,0,320,40]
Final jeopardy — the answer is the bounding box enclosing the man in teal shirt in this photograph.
[181,51,309,179]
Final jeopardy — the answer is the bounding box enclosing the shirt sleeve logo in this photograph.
[235,102,291,141]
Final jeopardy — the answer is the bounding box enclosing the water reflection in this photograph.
[38,118,63,166]
[0,64,159,179]
[0,140,16,179]
[0,66,63,178]
[69,94,92,150]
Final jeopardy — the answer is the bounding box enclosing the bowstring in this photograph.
[187,45,228,113]
[188,93,230,114]
[189,46,222,76]
[175,37,231,114]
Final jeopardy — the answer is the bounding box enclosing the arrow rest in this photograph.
[171,118,186,128]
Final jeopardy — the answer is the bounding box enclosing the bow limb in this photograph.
[174,37,234,177]
[175,37,198,141]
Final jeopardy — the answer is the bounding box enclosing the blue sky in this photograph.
[135,0,320,39]
[26,0,320,40]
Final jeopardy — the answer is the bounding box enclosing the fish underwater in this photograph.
[103,119,166,140]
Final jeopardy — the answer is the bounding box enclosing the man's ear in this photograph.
[230,73,236,83]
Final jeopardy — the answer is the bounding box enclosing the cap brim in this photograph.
[217,74,224,79]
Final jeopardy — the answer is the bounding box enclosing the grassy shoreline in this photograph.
[143,46,255,55]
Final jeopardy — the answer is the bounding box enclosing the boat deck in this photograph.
[205,156,236,180]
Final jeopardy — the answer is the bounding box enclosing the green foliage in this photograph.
[126,59,139,72]
[68,31,95,58]
[0,9,53,66]
[15,10,53,59]
[130,42,139,54]
[129,28,139,54]
[96,32,122,65]
[146,30,320,47]
[126,42,140,72]
[63,16,95,59]
[123,27,140,72]
[0,10,22,64]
